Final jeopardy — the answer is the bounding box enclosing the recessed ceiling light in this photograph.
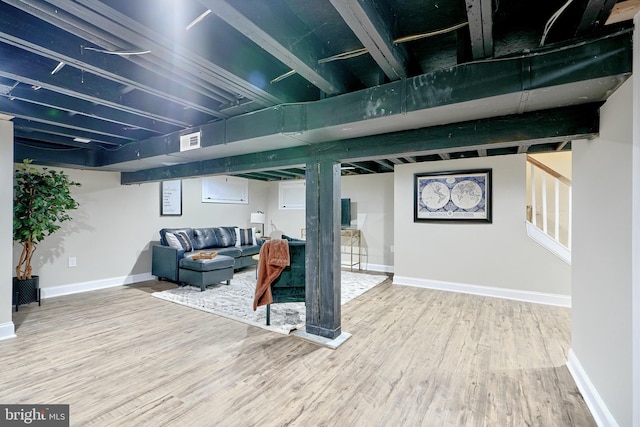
[73,137,91,143]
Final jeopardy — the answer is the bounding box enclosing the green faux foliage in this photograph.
[13,160,81,280]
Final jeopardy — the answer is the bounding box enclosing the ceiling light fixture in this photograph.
[73,137,91,143]
[51,61,65,75]
[186,9,212,31]
[83,46,151,56]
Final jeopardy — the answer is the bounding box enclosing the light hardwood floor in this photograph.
[1,275,594,426]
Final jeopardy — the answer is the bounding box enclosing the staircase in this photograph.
[526,155,571,264]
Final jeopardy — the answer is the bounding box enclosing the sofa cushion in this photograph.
[238,244,260,257]
[180,254,235,272]
[214,247,242,258]
[192,228,221,250]
[214,226,237,247]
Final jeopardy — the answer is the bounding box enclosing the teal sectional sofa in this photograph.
[151,226,260,282]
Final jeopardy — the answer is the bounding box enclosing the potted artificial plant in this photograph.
[13,159,80,310]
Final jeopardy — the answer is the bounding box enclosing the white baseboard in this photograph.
[567,349,619,427]
[392,275,571,307]
[360,263,394,273]
[42,272,155,299]
[0,321,16,341]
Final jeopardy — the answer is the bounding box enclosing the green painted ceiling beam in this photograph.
[121,103,600,184]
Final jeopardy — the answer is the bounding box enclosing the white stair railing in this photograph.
[526,155,572,263]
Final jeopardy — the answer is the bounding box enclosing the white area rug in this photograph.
[152,269,387,334]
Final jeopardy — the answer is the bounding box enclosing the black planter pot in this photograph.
[12,276,41,312]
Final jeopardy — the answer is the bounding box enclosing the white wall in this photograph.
[11,170,269,293]
[0,120,15,340]
[340,173,394,270]
[571,73,634,425]
[8,164,395,298]
[264,173,395,271]
[394,154,571,299]
[264,180,306,239]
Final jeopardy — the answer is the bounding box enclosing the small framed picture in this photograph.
[160,180,182,216]
[414,169,492,223]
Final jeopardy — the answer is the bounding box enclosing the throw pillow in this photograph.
[175,231,194,252]
[165,232,183,249]
[235,227,257,246]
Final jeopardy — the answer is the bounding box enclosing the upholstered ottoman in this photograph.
[178,254,234,291]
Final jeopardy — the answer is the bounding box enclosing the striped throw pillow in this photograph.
[175,231,193,252]
[235,227,256,246]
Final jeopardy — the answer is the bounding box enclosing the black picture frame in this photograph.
[414,169,492,223]
[160,180,182,216]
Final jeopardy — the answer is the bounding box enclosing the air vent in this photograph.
[180,132,201,152]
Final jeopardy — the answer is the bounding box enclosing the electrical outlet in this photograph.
[68,257,77,268]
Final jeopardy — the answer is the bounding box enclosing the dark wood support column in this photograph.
[305,159,341,339]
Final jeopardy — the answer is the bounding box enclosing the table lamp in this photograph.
[250,211,266,235]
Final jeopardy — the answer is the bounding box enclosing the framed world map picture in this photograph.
[414,169,492,223]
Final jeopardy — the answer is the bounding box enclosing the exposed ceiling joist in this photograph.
[577,0,618,34]
[52,0,283,106]
[0,97,143,141]
[3,0,237,105]
[345,162,377,174]
[239,171,284,181]
[272,169,306,178]
[465,0,493,59]
[5,85,179,136]
[2,0,635,179]
[329,0,407,80]
[0,45,194,128]
[198,0,349,95]
[373,159,394,171]
[14,129,103,149]
[13,119,125,147]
